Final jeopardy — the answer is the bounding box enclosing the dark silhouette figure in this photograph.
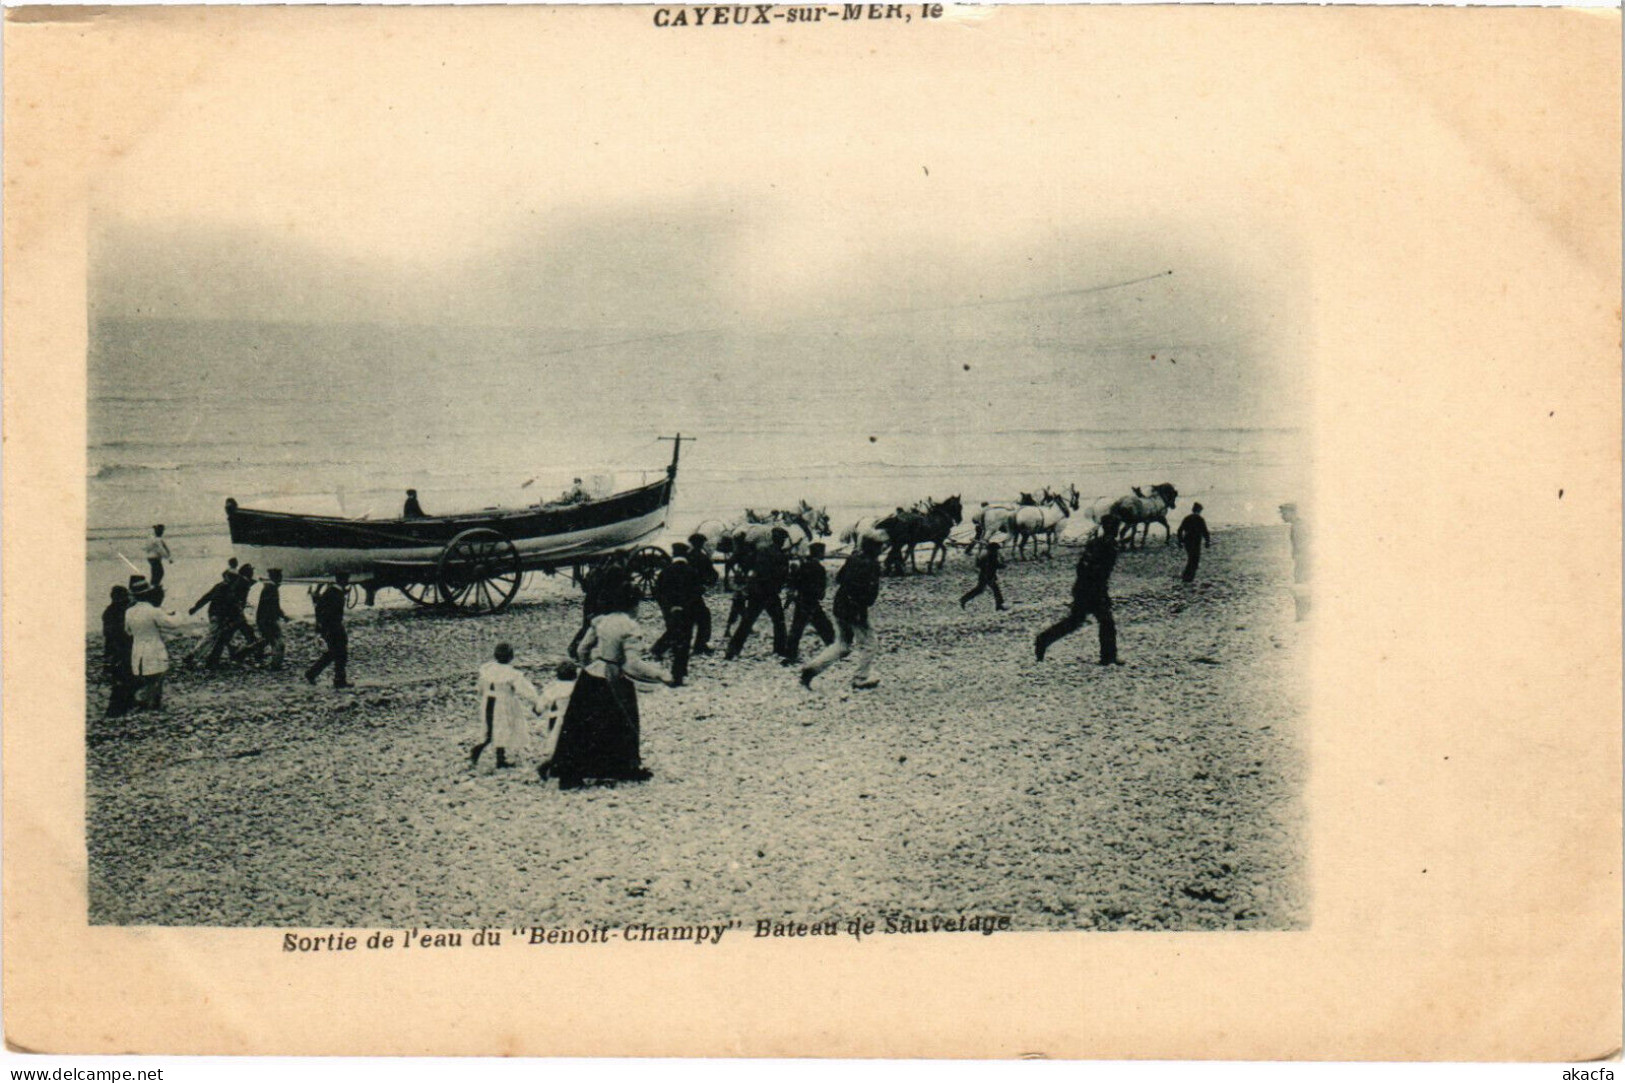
[801,535,884,688]
[305,572,351,688]
[189,569,258,669]
[783,542,835,664]
[649,543,699,686]
[101,585,135,717]
[1035,514,1123,666]
[725,528,791,660]
[686,533,718,654]
[403,489,426,518]
[239,568,290,668]
[960,540,1007,610]
[570,558,632,658]
[1176,502,1212,583]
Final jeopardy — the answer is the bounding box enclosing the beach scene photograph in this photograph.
[83,8,1312,932]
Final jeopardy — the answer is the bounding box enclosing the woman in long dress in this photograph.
[124,586,186,710]
[547,581,673,790]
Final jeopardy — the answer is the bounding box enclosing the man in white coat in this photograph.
[470,642,545,770]
[124,584,186,710]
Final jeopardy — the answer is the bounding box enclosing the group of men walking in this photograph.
[100,539,356,717]
[588,526,885,690]
[634,528,860,684]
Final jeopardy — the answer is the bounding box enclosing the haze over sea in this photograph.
[89,314,1306,558]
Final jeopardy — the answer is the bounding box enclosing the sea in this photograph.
[87,318,1308,623]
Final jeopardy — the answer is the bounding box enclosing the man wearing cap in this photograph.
[1034,513,1124,667]
[305,573,352,689]
[240,568,290,669]
[800,535,884,689]
[143,525,172,588]
[188,568,259,670]
[649,542,698,686]
[782,541,835,665]
[686,533,718,655]
[225,563,260,656]
[724,528,791,661]
[1176,502,1212,583]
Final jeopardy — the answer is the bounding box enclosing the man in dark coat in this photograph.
[569,557,632,658]
[782,542,835,665]
[240,568,290,668]
[189,568,259,669]
[649,543,698,686]
[101,584,135,717]
[960,540,1008,611]
[1176,502,1212,583]
[722,542,754,640]
[226,563,260,656]
[801,535,883,689]
[686,533,718,655]
[1034,514,1123,666]
[403,489,427,518]
[305,572,352,688]
[724,528,791,661]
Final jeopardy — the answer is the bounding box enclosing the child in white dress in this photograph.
[472,642,544,770]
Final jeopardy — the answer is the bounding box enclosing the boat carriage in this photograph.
[223,437,685,614]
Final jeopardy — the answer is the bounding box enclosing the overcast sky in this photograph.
[84,8,1309,428]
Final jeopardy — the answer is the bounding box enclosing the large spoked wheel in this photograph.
[437,528,523,614]
[626,546,670,600]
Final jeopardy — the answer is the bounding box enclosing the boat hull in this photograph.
[225,475,673,581]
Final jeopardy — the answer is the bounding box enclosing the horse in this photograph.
[735,501,830,554]
[694,501,829,585]
[1109,483,1179,548]
[1010,488,1072,559]
[689,519,737,553]
[742,500,831,544]
[971,502,1019,552]
[877,495,963,574]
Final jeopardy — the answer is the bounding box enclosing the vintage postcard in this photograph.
[3,3,1619,1059]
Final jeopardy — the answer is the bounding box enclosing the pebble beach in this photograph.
[86,526,1307,931]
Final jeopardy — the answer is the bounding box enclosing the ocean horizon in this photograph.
[89,317,1308,545]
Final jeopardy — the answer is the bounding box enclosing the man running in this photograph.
[1034,513,1123,667]
[240,568,290,669]
[960,540,1007,611]
[782,542,835,665]
[188,568,259,670]
[724,528,791,661]
[800,535,883,689]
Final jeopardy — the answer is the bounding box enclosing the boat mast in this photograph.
[659,433,687,479]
